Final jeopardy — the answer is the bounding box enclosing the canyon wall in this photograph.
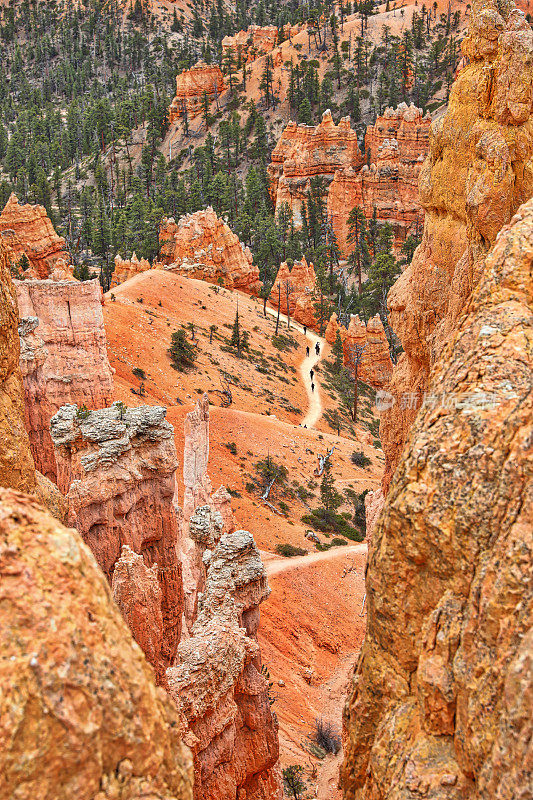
[222,25,279,62]
[342,195,533,800]
[325,312,393,388]
[51,402,183,674]
[268,105,429,255]
[0,193,72,279]
[159,207,261,294]
[168,528,282,800]
[0,487,193,800]
[111,252,151,287]
[169,63,225,122]
[15,278,113,482]
[379,0,533,492]
[342,1,533,796]
[268,256,318,327]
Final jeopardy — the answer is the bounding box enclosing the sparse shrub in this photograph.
[225,441,237,455]
[314,718,341,754]
[331,537,348,546]
[76,404,91,421]
[351,451,371,468]
[132,367,146,380]
[276,543,307,557]
[282,765,305,800]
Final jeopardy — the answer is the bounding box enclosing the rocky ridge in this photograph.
[325,311,393,389]
[169,63,225,123]
[0,193,72,279]
[111,252,151,287]
[51,402,183,673]
[159,207,261,294]
[15,278,114,483]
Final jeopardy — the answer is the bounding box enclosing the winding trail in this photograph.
[262,543,366,577]
[264,304,326,429]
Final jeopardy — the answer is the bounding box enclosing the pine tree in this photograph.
[168,329,197,371]
[320,459,342,513]
[230,305,241,356]
[332,330,344,373]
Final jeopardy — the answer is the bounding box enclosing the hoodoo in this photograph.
[169,63,225,122]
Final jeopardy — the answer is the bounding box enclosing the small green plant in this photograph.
[225,441,237,455]
[76,404,91,421]
[261,663,276,706]
[275,543,307,557]
[282,765,306,800]
[115,401,127,420]
[351,451,371,468]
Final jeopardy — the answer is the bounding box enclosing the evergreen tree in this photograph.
[332,329,344,374]
[168,329,197,371]
[230,304,241,356]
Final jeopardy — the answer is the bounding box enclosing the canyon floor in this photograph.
[103,271,377,789]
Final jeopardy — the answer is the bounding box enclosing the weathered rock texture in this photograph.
[0,240,36,493]
[379,0,533,493]
[111,252,151,287]
[222,25,279,63]
[268,256,317,327]
[268,110,363,230]
[342,195,533,798]
[0,487,193,800]
[51,402,183,672]
[268,105,429,255]
[325,312,393,388]
[15,278,113,482]
[159,208,261,294]
[0,193,72,279]
[168,529,282,800]
[169,63,225,122]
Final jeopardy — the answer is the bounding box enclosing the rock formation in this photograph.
[268,256,317,327]
[268,110,363,229]
[111,251,151,287]
[342,194,533,800]
[168,529,282,800]
[169,63,225,122]
[0,193,72,279]
[378,0,533,492]
[15,278,113,483]
[268,105,430,255]
[222,25,279,63]
[51,402,183,671]
[159,207,261,294]
[0,487,193,800]
[325,312,393,388]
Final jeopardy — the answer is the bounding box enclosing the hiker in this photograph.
[303,325,307,335]
[310,369,314,381]
[311,382,315,393]
[306,345,310,357]
[315,342,320,356]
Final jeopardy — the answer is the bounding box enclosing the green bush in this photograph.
[276,543,307,557]
[351,451,371,468]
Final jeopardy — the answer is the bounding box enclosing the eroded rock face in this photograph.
[111,252,151,287]
[0,487,193,800]
[0,240,36,493]
[342,196,533,800]
[379,0,533,493]
[269,105,429,255]
[169,63,225,122]
[51,402,183,671]
[0,193,72,279]
[325,312,393,389]
[268,256,317,327]
[168,529,282,800]
[159,208,261,294]
[268,110,363,230]
[15,278,113,483]
[222,25,279,63]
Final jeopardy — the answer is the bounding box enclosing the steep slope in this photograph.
[342,194,533,797]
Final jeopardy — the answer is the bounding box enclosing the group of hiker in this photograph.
[304,335,320,393]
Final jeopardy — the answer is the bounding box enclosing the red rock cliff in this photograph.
[222,25,279,63]
[325,311,393,389]
[269,256,318,327]
[15,278,113,483]
[379,0,533,493]
[159,207,261,294]
[169,63,225,122]
[0,488,193,800]
[0,193,72,279]
[51,402,184,674]
[168,528,282,800]
[111,251,151,287]
[342,194,533,800]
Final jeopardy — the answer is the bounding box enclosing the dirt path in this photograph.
[262,543,366,577]
[264,305,326,429]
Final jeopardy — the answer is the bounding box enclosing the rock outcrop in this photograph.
[111,252,151,287]
[169,63,225,122]
[268,111,363,229]
[15,278,113,483]
[378,0,533,493]
[0,193,72,279]
[51,402,183,672]
[159,207,261,294]
[268,256,317,327]
[342,194,533,799]
[0,487,193,800]
[222,25,279,63]
[168,529,282,800]
[269,105,430,255]
[325,312,393,388]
